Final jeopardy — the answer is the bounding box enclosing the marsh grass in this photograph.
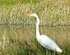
[0,26,70,55]
[0,0,70,26]
[0,0,70,55]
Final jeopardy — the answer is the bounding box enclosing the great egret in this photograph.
[25,13,62,53]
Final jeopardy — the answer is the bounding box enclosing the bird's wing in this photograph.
[39,35,58,50]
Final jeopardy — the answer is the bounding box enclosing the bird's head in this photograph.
[25,13,39,22]
[25,13,38,17]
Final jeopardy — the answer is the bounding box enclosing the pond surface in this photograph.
[0,25,70,55]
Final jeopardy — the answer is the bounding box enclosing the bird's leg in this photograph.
[42,48,46,55]
[53,52,60,55]
[56,52,60,55]
[46,51,48,55]
[46,50,49,55]
[40,47,46,55]
[51,51,55,55]
[48,51,55,55]
[49,50,52,55]
[44,50,46,55]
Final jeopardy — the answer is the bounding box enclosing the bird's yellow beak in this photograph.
[25,14,31,16]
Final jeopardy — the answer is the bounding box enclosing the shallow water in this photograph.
[0,25,70,55]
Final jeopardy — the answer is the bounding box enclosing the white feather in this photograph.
[28,13,62,53]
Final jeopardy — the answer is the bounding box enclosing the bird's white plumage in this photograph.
[26,13,62,53]
[38,35,62,52]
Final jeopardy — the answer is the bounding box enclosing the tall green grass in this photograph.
[0,0,40,5]
[0,0,70,26]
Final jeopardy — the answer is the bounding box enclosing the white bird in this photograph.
[25,13,62,53]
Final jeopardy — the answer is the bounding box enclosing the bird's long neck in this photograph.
[35,16,40,39]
